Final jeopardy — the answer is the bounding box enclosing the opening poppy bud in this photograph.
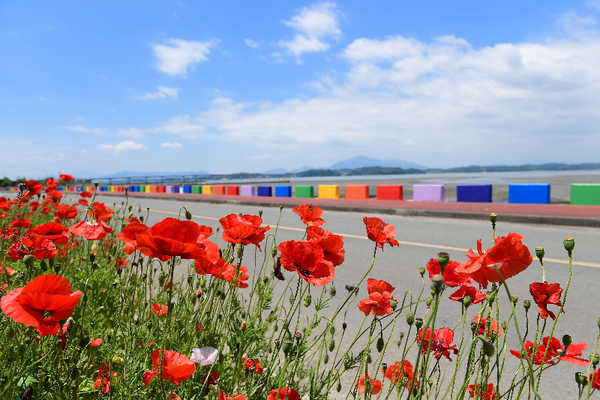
[482,340,495,357]
[489,213,497,224]
[425,297,432,307]
[23,254,34,269]
[328,339,335,352]
[437,252,450,273]
[575,372,588,386]
[523,300,531,311]
[399,332,405,341]
[511,295,518,305]
[406,312,415,326]
[390,299,397,309]
[463,296,472,308]
[54,264,61,273]
[563,237,575,253]
[428,380,434,387]
[419,267,426,277]
[330,286,337,297]
[323,353,329,364]
[591,353,600,367]
[241,321,247,332]
[415,318,423,329]
[158,271,166,287]
[303,293,312,307]
[376,337,385,353]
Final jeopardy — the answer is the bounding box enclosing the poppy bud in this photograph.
[274,323,279,332]
[342,322,347,331]
[303,293,312,307]
[54,264,62,273]
[390,299,397,309]
[425,297,432,307]
[328,339,335,352]
[94,181,99,187]
[6,326,15,341]
[428,380,434,388]
[535,247,545,260]
[462,295,472,308]
[376,337,385,353]
[289,295,295,304]
[511,295,518,305]
[382,363,388,374]
[489,213,497,224]
[199,277,206,289]
[591,353,600,367]
[185,209,192,220]
[241,321,247,332]
[485,292,494,304]
[219,291,226,301]
[415,318,423,329]
[367,354,372,364]
[187,275,193,285]
[23,254,34,269]
[116,268,123,277]
[471,321,478,333]
[482,340,495,357]
[563,334,572,348]
[158,271,166,287]
[323,353,329,364]
[419,267,426,277]
[190,292,197,305]
[270,244,278,258]
[330,286,336,297]
[430,288,436,297]
[406,312,415,326]
[90,253,96,262]
[437,252,450,273]
[399,376,409,388]
[337,382,342,392]
[523,300,531,311]
[258,210,263,218]
[282,336,293,356]
[501,321,508,331]
[564,237,575,252]
[399,332,405,341]
[575,372,588,386]
[329,325,335,335]
[40,260,48,271]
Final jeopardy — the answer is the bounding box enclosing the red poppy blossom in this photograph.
[472,315,502,339]
[510,340,554,365]
[69,220,112,241]
[37,316,61,336]
[277,240,335,287]
[427,258,472,287]
[59,174,75,181]
[543,336,589,366]
[219,390,247,400]
[90,202,114,222]
[136,218,214,262]
[417,327,458,361]
[142,349,196,387]
[306,226,345,267]
[0,227,19,240]
[358,278,398,316]
[24,180,43,196]
[529,282,564,320]
[116,220,149,254]
[0,197,10,211]
[355,372,382,395]
[95,364,111,394]
[242,358,263,374]
[0,274,82,330]
[591,369,600,390]
[363,217,399,249]
[1,262,15,275]
[455,233,532,289]
[78,199,89,206]
[383,360,418,387]
[10,217,31,229]
[217,264,250,288]
[449,285,486,305]
[152,303,168,316]
[115,257,128,269]
[91,338,103,347]
[267,388,301,400]
[7,235,58,260]
[80,191,92,198]
[219,214,270,250]
[468,383,497,400]
[54,204,78,220]
[292,204,326,226]
[200,371,219,385]
[27,222,70,245]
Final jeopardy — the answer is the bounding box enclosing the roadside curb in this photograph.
[97,193,600,228]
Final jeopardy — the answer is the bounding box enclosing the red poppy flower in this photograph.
[592,369,600,390]
[510,340,553,365]
[1,227,19,240]
[24,180,43,196]
[95,364,111,394]
[54,204,78,220]
[292,204,326,226]
[219,390,247,400]
[28,201,41,212]
[78,199,89,206]
[242,358,263,374]
[7,235,58,260]
[37,316,61,336]
[142,349,196,387]
[80,191,92,198]
[417,327,458,361]
[383,360,418,387]
[543,336,589,366]
[27,222,70,245]
[136,218,214,262]
[200,371,219,384]
[455,233,532,289]
[1,262,15,275]
[277,240,335,287]
[468,383,496,400]
[69,220,113,241]
[90,202,114,222]
[115,257,128,269]
[355,372,382,395]
[0,274,82,330]
[116,220,149,254]
[59,174,75,181]
[10,217,31,228]
[529,282,564,320]
[46,190,63,203]
[358,278,398,316]
[267,388,301,400]
[217,264,250,288]
[449,285,486,305]
[472,315,502,339]
[427,258,472,287]
[363,217,399,249]
[152,303,168,316]
[219,214,270,250]
[0,197,10,211]
[91,338,103,347]
[306,226,345,267]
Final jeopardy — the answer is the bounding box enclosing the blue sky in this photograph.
[2,1,600,178]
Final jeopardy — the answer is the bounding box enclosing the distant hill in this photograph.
[328,155,427,170]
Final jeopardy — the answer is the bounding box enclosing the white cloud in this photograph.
[246,153,273,161]
[134,86,178,101]
[60,124,106,134]
[244,38,259,48]
[586,0,600,11]
[118,127,145,138]
[278,3,341,58]
[159,115,207,139]
[161,142,182,148]
[152,38,217,76]
[97,141,147,154]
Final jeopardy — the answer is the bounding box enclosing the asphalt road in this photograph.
[97,195,599,399]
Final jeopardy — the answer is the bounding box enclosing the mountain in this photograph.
[262,168,288,175]
[328,156,428,170]
[290,166,313,173]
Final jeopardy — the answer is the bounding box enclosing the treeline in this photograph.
[1,177,25,188]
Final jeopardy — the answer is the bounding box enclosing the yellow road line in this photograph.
[149,208,599,268]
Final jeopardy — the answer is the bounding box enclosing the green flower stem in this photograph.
[158,256,178,398]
